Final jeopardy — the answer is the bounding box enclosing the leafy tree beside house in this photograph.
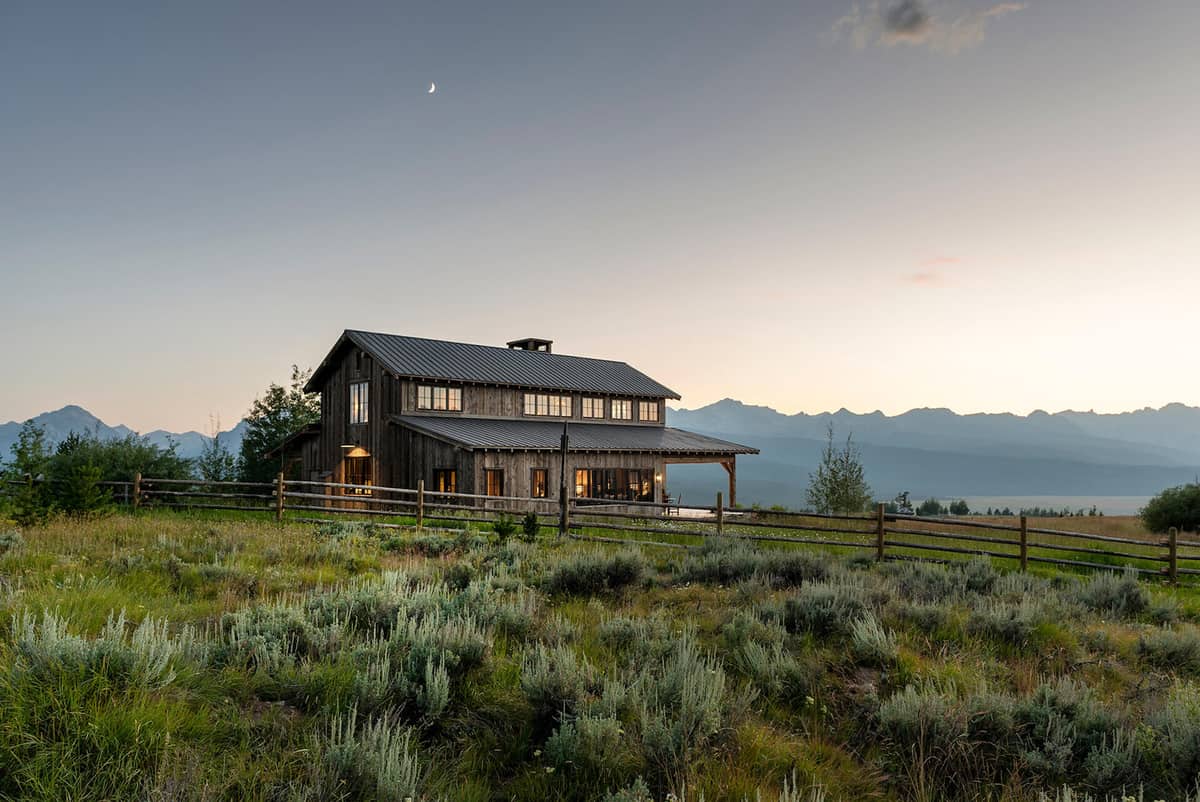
[238,365,320,483]
[197,433,239,482]
[806,424,872,514]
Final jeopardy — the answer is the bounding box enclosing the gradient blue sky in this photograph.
[2,1,1198,432]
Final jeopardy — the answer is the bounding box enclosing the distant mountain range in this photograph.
[665,400,1200,509]
[3,402,1198,509]
[0,405,247,462]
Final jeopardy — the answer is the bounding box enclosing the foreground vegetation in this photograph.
[4,513,1200,800]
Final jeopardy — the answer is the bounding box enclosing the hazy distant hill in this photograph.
[0,406,246,462]
[665,400,1200,509]
[3,401,1198,509]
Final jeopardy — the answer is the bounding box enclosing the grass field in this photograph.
[3,510,1200,801]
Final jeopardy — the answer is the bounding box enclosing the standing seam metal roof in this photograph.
[308,330,680,398]
[390,415,759,455]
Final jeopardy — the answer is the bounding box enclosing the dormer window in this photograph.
[611,399,632,420]
[638,401,659,422]
[349,381,369,424]
[582,397,605,419]
[418,385,462,411]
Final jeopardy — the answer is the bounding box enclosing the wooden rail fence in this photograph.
[4,475,1193,583]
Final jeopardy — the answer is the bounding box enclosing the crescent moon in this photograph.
[428,82,436,94]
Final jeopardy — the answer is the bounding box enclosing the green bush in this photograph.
[678,539,826,588]
[1014,677,1121,787]
[11,609,183,690]
[521,511,541,542]
[966,599,1044,645]
[1141,483,1200,533]
[777,581,870,637]
[1137,626,1200,674]
[544,712,632,783]
[1146,682,1200,797]
[634,629,734,791]
[0,529,24,554]
[849,614,899,666]
[1074,568,1149,618]
[544,550,646,596]
[521,643,595,723]
[492,514,517,544]
[319,708,423,802]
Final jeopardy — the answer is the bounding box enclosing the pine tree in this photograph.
[806,423,872,514]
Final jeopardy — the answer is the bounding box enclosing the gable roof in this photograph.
[390,415,758,456]
[306,330,681,399]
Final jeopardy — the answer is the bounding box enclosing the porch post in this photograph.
[721,459,737,508]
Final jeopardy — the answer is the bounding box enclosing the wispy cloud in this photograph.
[903,270,949,286]
[834,1,1027,54]
[921,255,963,267]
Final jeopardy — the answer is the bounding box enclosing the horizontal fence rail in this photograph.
[7,473,1193,584]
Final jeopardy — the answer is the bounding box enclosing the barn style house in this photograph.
[286,331,757,506]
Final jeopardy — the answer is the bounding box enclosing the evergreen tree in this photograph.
[238,365,320,483]
[806,424,872,514]
[3,421,54,525]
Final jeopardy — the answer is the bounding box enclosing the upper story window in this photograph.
[350,381,369,424]
[611,399,632,420]
[524,393,572,417]
[417,385,462,411]
[581,397,605,419]
[638,401,659,422]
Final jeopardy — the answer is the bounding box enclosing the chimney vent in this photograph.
[507,337,553,353]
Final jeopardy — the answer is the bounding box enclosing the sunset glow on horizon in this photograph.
[2,2,1198,432]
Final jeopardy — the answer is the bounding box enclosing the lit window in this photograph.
[531,468,548,498]
[350,382,369,424]
[611,400,632,420]
[523,393,572,417]
[417,385,462,411]
[433,468,457,494]
[582,397,604,419]
[638,401,659,422]
[485,469,504,497]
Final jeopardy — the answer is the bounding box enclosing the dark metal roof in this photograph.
[306,331,680,399]
[390,415,758,456]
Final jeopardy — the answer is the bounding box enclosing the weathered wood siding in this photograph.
[306,342,672,496]
[395,380,666,426]
[313,343,400,489]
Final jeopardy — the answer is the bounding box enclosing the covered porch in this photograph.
[663,454,742,508]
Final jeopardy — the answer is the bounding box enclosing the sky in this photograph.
[2,0,1198,433]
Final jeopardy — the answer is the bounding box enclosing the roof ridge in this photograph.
[344,329,638,369]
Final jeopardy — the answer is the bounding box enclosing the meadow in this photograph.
[3,511,1200,801]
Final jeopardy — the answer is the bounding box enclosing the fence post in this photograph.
[416,479,425,530]
[559,491,570,538]
[1169,527,1178,586]
[716,491,724,536]
[133,473,142,511]
[276,472,285,523]
[1019,515,1029,572]
[875,503,886,562]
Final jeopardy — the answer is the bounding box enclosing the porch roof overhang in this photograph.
[388,415,758,458]
[263,423,321,459]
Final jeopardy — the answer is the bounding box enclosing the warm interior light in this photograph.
[655,473,663,482]
[344,446,370,458]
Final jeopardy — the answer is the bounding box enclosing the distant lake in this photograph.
[961,496,1150,516]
